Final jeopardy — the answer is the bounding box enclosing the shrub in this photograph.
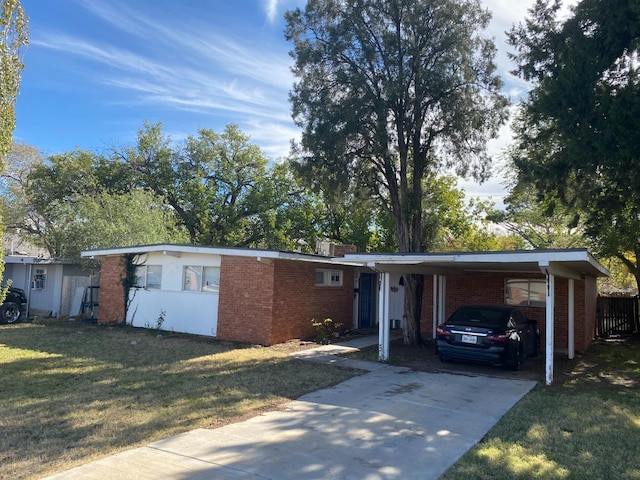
[311,318,343,344]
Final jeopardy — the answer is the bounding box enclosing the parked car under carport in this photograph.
[435,304,540,370]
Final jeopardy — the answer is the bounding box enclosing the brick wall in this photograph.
[271,260,354,344]
[421,272,596,353]
[96,255,126,324]
[333,244,357,257]
[217,256,275,345]
[217,256,355,345]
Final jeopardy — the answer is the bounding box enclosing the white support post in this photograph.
[545,271,555,385]
[378,271,390,362]
[432,274,438,339]
[438,275,446,325]
[568,279,575,360]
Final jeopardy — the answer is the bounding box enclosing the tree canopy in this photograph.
[286,0,509,344]
[508,0,640,286]
[0,0,27,163]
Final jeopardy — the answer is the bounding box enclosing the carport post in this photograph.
[378,271,390,362]
[544,271,555,385]
[568,279,575,360]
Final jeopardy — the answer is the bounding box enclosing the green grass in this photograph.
[440,337,640,480]
[0,319,360,479]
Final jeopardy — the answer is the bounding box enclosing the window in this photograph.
[33,267,46,290]
[505,279,546,307]
[183,266,220,293]
[315,269,343,287]
[134,265,162,289]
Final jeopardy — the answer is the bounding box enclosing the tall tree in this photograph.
[508,0,640,286]
[115,122,321,251]
[487,172,586,249]
[1,145,187,258]
[286,0,508,344]
[0,0,27,162]
[0,0,27,294]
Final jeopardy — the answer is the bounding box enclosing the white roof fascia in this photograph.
[343,249,609,278]
[80,244,356,267]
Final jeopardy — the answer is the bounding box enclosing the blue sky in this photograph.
[14,0,573,203]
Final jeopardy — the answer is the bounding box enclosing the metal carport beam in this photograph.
[538,261,583,280]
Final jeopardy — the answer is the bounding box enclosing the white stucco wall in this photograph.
[389,273,405,328]
[127,251,220,337]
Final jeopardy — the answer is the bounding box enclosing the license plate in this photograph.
[461,334,477,344]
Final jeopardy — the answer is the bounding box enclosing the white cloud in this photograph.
[264,0,279,23]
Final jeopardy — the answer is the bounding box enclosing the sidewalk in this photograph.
[289,332,402,371]
[45,334,536,480]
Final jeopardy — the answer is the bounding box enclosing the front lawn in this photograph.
[0,320,360,479]
[440,336,640,479]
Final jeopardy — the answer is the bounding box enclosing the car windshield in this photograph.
[446,307,509,328]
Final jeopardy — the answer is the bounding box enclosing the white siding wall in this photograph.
[389,273,405,327]
[127,252,221,337]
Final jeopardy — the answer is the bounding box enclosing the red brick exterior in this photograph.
[421,272,597,353]
[333,244,357,257]
[217,256,354,345]
[94,251,598,351]
[96,255,126,325]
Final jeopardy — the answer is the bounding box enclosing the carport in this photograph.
[341,249,609,385]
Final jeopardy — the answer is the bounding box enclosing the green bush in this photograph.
[311,318,343,344]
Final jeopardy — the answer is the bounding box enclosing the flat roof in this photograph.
[340,248,609,279]
[81,245,609,279]
[80,244,358,266]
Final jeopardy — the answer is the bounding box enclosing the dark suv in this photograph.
[1,286,27,324]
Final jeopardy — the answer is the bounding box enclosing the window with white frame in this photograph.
[505,279,546,307]
[33,267,46,290]
[183,266,220,293]
[315,269,343,287]
[134,265,163,289]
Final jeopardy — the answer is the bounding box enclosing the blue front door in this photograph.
[358,273,375,327]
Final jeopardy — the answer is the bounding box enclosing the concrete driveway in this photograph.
[46,361,536,479]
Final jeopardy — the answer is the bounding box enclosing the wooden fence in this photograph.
[596,295,640,338]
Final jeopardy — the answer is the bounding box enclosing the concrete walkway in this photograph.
[45,336,537,480]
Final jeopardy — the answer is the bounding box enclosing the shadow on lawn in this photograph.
[0,319,358,479]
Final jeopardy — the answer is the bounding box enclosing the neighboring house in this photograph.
[4,255,96,318]
[81,244,608,384]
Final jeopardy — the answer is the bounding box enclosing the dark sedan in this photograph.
[435,304,540,370]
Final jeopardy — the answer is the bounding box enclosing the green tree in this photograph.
[507,0,640,287]
[0,0,28,295]
[487,177,586,249]
[286,0,509,344]
[23,149,99,256]
[68,189,189,257]
[0,0,27,162]
[115,122,321,251]
[1,145,187,258]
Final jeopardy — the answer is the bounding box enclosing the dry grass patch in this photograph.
[0,320,360,479]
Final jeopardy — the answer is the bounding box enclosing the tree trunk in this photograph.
[402,273,424,345]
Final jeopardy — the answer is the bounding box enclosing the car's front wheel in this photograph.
[0,302,22,324]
